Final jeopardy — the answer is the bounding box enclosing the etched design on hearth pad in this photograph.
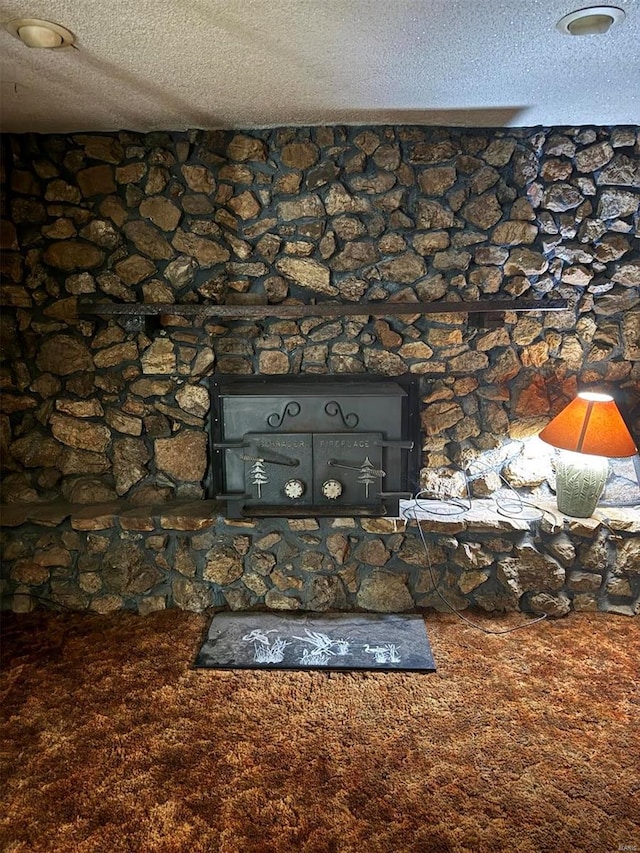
[195,612,436,672]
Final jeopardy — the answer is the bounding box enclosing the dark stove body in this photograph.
[210,376,420,517]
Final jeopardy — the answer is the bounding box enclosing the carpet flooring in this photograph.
[1,607,638,853]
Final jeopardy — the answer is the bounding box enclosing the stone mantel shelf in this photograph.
[77,298,569,332]
[1,498,637,535]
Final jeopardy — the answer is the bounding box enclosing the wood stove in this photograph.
[210,376,420,517]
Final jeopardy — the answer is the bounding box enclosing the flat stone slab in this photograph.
[195,611,436,672]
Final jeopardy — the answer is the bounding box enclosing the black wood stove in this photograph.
[210,376,420,517]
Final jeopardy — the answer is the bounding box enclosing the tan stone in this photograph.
[374,320,402,348]
[277,195,324,221]
[363,350,407,376]
[412,232,450,256]
[432,250,471,270]
[615,539,640,575]
[105,409,143,436]
[55,399,104,418]
[275,256,335,294]
[355,539,390,566]
[130,378,173,397]
[141,338,176,374]
[504,248,548,276]
[258,350,290,374]
[356,570,413,612]
[461,194,503,229]
[155,430,207,481]
[410,140,460,164]
[11,560,50,586]
[418,166,456,195]
[77,165,116,196]
[398,342,433,359]
[421,402,464,435]
[50,414,111,452]
[93,341,139,368]
[377,252,426,283]
[281,141,319,169]
[36,335,93,375]
[470,166,500,194]
[172,577,214,612]
[116,163,147,184]
[265,590,301,610]
[112,437,149,494]
[172,230,230,266]
[181,165,216,194]
[59,448,110,475]
[113,255,155,285]
[139,197,181,231]
[576,141,613,172]
[416,200,454,229]
[227,191,261,220]
[324,184,372,215]
[330,241,379,271]
[124,220,173,259]
[227,135,267,162]
[43,240,104,271]
[175,384,210,417]
[483,138,516,166]
[492,221,538,245]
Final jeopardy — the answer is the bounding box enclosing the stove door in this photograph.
[313,433,383,508]
[243,433,314,508]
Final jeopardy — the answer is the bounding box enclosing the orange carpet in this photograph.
[1,608,638,853]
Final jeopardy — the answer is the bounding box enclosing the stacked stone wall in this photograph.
[1,501,638,616]
[0,124,639,615]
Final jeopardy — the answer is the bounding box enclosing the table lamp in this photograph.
[539,391,638,518]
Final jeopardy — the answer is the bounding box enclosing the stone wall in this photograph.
[2,500,638,617]
[1,124,639,615]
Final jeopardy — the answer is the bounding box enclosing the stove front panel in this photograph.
[211,377,419,517]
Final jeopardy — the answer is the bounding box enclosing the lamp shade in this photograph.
[539,392,637,457]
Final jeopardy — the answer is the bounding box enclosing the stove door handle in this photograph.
[212,441,249,450]
[375,440,414,450]
[377,491,413,498]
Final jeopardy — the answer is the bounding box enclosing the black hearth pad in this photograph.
[194,611,436,672]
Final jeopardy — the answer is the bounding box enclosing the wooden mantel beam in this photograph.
[79,299,568,329]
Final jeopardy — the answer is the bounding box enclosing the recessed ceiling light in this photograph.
[556,5,626,35]
[5,18,75,48]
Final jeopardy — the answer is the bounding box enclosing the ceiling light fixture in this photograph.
[556,5,626,35]
[5,18,75,48]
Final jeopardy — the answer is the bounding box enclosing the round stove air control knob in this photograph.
[322,479,343,500]
[284,479,305,499]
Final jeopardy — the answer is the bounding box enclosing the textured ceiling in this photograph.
[1,0,639,133]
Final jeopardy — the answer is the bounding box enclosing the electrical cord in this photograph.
[404,486,548,635]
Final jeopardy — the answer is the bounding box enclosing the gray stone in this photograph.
[597,189,639,219]
[567,571,602,592]
[498,544,565,594]
[529,592,571,617]
[614,539,640,575]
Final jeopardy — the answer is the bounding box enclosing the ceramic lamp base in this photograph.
[555,452,608,518]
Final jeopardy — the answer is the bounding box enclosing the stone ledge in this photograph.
[399,498,640,535]
[2,498,638,535]
[0,500,224,531]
